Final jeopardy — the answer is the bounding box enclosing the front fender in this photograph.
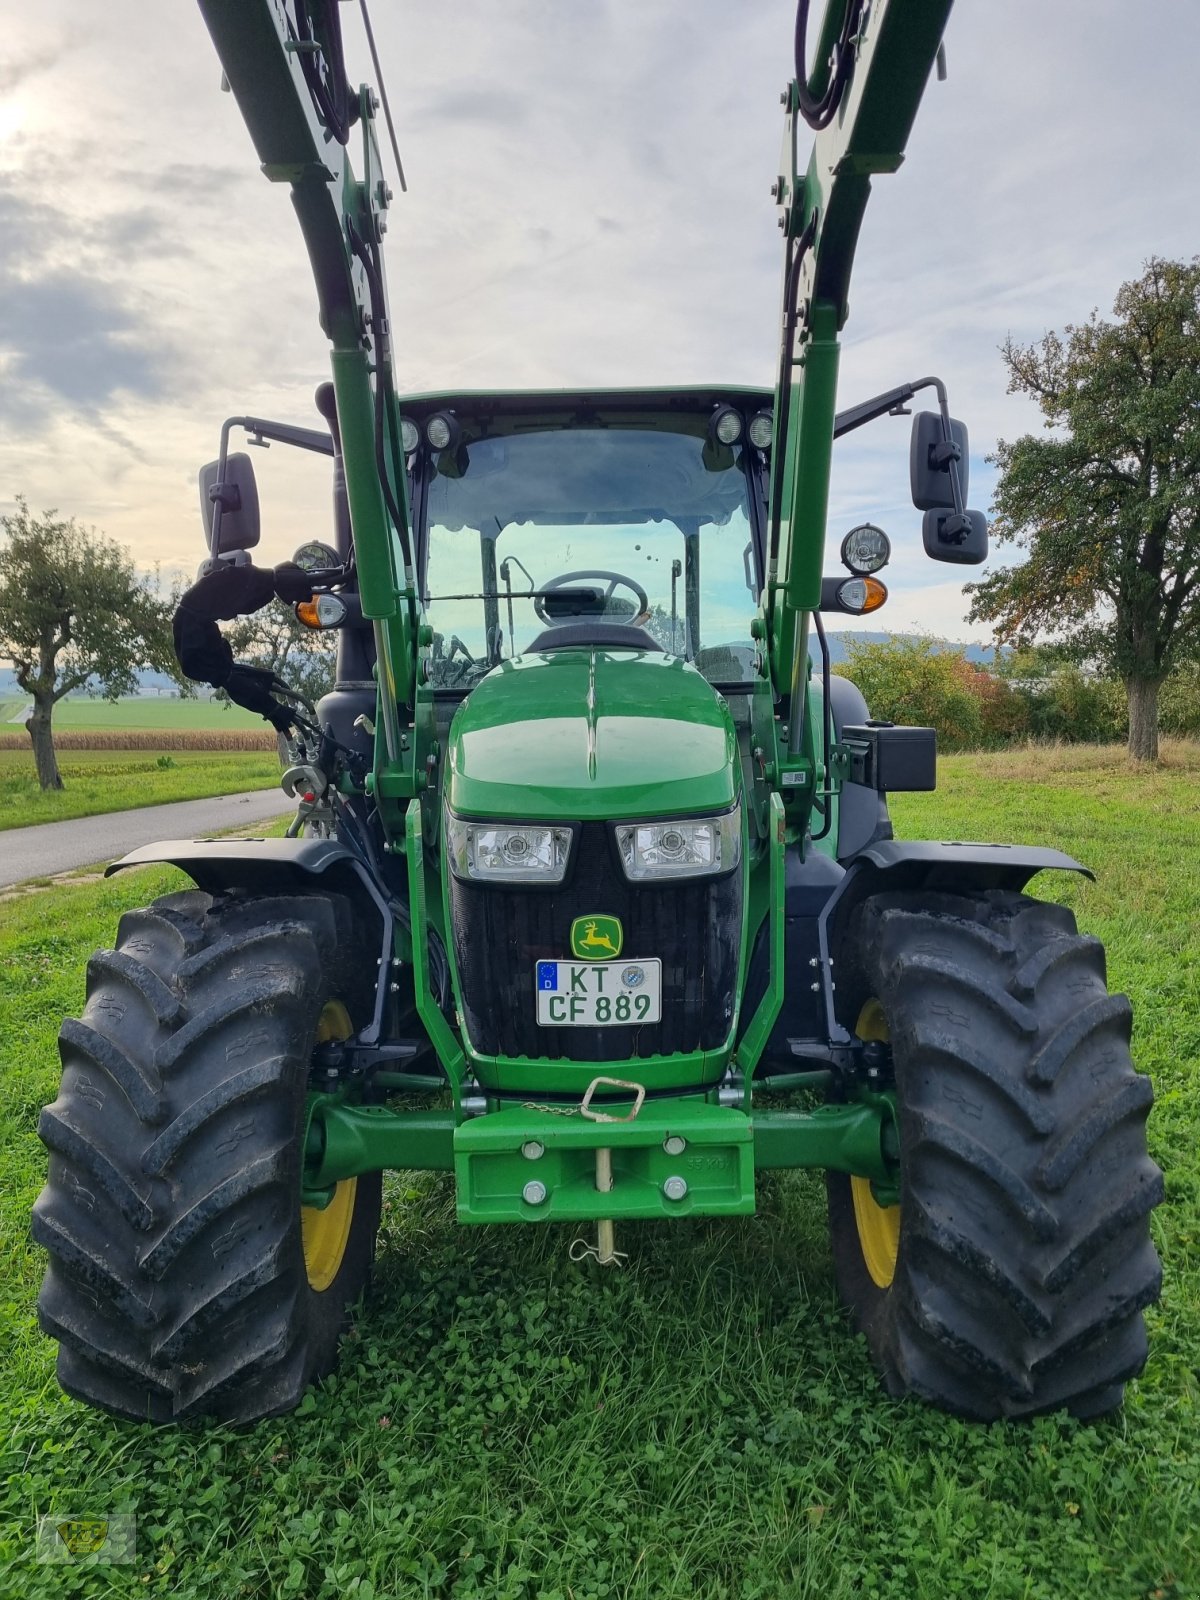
[107,836,398,1045]
[106,836,375,896]
[813,838,1094,1044]
[844,839,1094,889]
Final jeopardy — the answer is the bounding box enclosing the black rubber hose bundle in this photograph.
[173,562,314,733]
[793,0,865,131]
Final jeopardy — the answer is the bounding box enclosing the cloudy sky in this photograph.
[1,1,1197,641]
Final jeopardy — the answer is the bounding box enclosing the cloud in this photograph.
[0,273,165,414]
[1,0,1197,631]
[0,179,172,426]
[0,41,71,95]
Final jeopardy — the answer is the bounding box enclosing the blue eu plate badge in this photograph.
[536,961,558,992]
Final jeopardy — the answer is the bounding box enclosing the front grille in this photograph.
[449,822,741,1060]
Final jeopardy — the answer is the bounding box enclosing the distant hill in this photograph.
[0,635,1000,699]
[819,632,1000,667]
[0,668,201,698]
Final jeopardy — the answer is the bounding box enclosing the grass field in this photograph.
[0,749,281,832]
[0,696,265,731]
[0,745,1196,1599]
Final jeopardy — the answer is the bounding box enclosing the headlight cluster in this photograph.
[615,812,741,880]
[446,806,741,884]
[446,816,573,884]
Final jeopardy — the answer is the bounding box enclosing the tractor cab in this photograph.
[404,389,769,692]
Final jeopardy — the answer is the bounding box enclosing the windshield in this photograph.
[420,423,759,688]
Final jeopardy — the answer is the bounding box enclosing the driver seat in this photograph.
[525,622,663,652]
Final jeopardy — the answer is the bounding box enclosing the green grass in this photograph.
[0,749,282,832]
[0,696,266,731]
[0,746,1196,1599]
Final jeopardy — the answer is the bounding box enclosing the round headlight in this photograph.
[292,539,341,573]
[426,412,458,451]
[840,523,892,575]
[399,416,420,454]
[712,406,743,446]
[748,410,774,450]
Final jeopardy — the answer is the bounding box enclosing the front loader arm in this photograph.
[765,0,953,716]
[195,0,417,751]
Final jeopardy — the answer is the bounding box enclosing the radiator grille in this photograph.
[449,822,741,1060]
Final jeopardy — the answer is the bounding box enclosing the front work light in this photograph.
[399,416,421,454]
[446,812,572,884]
[425,411,460,452]
[615,806,741,881]
[840,523,891,575]
[709,405,743,447]
[748,410,774,450]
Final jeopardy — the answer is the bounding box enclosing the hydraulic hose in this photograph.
[793,0,865,131]
[172,561,316,733]
[290,0,355,145]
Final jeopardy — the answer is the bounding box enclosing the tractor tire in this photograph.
[33,889,382,1425]
[826,888,1162,1420]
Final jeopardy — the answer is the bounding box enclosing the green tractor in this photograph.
[34,0,1161,1425]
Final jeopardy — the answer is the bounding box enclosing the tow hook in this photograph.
[569,1076,646,1267]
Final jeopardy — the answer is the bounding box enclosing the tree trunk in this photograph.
[26,703,63,790]
[1125,676,1160,762]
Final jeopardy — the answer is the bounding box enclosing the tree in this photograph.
[0,499,181,791]
[224,601,337,716]
[967,258,1200,761]
[836,635,986,751]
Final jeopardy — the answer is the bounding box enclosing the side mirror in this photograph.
[198,451,260,553]
[922,508,988,564]
[910,411,968,510]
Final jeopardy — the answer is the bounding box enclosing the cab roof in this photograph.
[396,386,773,420]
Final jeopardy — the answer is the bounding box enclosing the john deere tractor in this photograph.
[34,0,1161,1425]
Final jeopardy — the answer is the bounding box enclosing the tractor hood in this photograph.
[445,650,738,821]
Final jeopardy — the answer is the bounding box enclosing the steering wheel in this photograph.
[534,569,651,627]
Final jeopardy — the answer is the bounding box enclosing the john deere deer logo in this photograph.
[570,915,623,960]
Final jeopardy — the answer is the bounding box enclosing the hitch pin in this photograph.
[573,1076,645,1267]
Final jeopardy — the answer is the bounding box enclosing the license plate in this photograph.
[535,959,662,1027]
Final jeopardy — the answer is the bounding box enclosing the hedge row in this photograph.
[835,637,1200,751]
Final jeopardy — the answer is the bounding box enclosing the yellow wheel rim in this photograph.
[301,1002,357,1293]
[852,998,901,1290]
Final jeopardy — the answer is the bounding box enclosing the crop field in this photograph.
[0,696,266,732]
[0,749,281,832]
[0,745,1196,1599]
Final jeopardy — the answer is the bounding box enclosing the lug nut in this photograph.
[663,1136,686,1157]
[521,1141,545,1161]
[522,1180,547,1206]
[663,1175,688,1202]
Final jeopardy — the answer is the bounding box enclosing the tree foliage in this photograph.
[967,258,1200,760]
[224,601,337,714]
[836,636,987,751]
[0,499,181,790]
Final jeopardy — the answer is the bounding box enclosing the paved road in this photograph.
[0,789,291,888]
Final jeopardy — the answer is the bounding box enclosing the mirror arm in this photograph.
[231,416,335,458]
[208,417,234,558]
[206,414,336,562]
[833,380,915,438]
[930,379,967,517]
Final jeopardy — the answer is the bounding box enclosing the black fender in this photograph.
[107,836,381,898]
[107,837,398,1042]
[814,839,1094,1043]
